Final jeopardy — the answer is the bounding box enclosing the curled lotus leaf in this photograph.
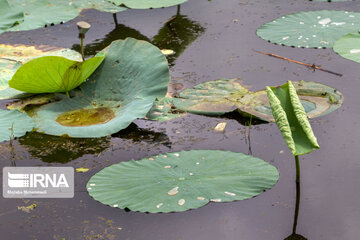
[0,109,34,143]
[333,33,360,63]
[0,44,82,100]
[108,0,187,9]
[29,38,170,138]
[257,10,360,48]
[9,53,106,94]
[87,150,279,213]
[266,81,319,156]
[172,79,343,121]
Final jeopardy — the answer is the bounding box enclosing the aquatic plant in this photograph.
[257,10,360,48]
[87,150,279,213]
[0,109,34,143]
[333,33,360,63]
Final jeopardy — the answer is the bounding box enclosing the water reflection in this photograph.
[112,123,171,148]
[18,132,110,163]
[72,6,205,66]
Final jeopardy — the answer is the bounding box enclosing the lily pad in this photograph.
[266,81,319,156]
[30,38,170,138]
[257,10,360,48]
[71,0,127,13]
[108,0,187,9]
[0,109,34,143]
[0,44,82,100]
[173,79,343,122]
[0,0,24,34]
[333,33,360,63]
[9,53,106,94]
[87,150,279,213]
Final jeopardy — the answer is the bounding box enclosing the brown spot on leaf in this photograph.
[56,107,115,127]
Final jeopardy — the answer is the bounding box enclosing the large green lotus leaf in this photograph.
[0,109,34,143]
[0,44,82,99]
[333,33,360,63]
[257,10,360,48]
[30,38,169,138]
[87,150,279,213]
[266,81,319,156]
[240,81,343,122]
[9,54,105,94]
[146,96,186,121]
[5,0,126,33]
[0,0,24,34]
[173,79,343,122]
[108,0,187,9]
[173,78,250,116]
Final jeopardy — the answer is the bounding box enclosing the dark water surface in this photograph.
[1,0,360,239]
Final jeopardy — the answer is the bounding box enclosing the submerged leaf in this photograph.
[87,150,279,213]
[30,38,170,138]
[257,10,360,48]
[0,109,34,143]
[0,44,82,100]
[266,81,319,156]
[172,79,343,122]
[9,54,105,94]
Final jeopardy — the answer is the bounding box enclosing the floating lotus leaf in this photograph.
[257,10,360,48]
[0,44,82,99]
[3,0,126,34]
[310,0,347,1]
[29,38,169,138]
[173,79,343,122]
[267,81,319,156]
[146,96,186,121]
[108,0,187,9]
[0,0,24,34]
[9,53,105,94]
[87,150,279,213]
[173,78,250,116]
[0,109,34,143]
[333,33,360,63]
[240,81,343,122]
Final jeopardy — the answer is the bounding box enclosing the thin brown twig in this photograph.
[253,49,343,77]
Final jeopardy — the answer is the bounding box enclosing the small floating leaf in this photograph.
[87,150,279,213]
[146,96,186,121]
[0,109,34,143]
[9,53,105,94]
[30,38,169,138]
[76,167,90,173]
[266,81,319,156]
[333,33,360,63]
[257,10,360,48]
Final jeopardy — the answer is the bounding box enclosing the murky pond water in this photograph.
[1,0,360,239]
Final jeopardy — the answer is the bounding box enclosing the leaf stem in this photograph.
[295,155,300,184]
[80,36,85,62]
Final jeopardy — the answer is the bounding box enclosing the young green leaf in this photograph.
[9,54,105,94]
[266,81,320,156]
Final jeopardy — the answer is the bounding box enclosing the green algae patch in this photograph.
[56,107,115,127]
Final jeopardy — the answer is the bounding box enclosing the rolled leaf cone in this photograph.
[266,81,319,156]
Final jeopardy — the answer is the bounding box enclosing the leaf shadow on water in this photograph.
[72,7,205,66]
[17,123,171,163]
[111,123,171,148]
